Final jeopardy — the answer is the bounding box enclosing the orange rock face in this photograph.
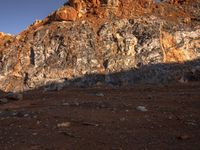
[169,0,190,5]
[55,6,78,21]
[68,0,84,11]
[0,32,5,38]
[161,30,200,63]
[0,32,13,48]
[0,32,9,41]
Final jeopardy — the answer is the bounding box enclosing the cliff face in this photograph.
[0,0,200,92]
[0,32,14,48]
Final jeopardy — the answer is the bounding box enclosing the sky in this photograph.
[0,0,67,35]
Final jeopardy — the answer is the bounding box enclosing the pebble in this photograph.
[0,98,8,103]
[177,134,190,140]
[24,114,29,117]
[120,117,126,121]
[57,122,71,128]
[44,84,64,92]
[136,106,148,112]
[186,121,198,126]
[12,112,18,116]
[179,77,188,83]
[96,93,105,97]
[32,133,38,136]
[5,92,23,101]
[62,102,70,106]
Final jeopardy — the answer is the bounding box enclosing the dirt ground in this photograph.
[0,83,200,150]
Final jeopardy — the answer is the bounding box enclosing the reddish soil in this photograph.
[0,83,200,150]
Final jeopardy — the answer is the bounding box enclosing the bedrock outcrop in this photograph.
[0,0,199,92]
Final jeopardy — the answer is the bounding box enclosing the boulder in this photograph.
[55,6,78,21]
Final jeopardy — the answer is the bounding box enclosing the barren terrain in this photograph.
[0,1,199,149]
[0,83,200,150]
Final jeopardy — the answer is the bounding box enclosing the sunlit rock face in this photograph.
[54,6,78,21]
[0,32,14,47]
[0,0,199,92]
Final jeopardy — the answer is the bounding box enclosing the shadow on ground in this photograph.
[34,58,200,91]
[0,59,200,150]
[0,58,200,96]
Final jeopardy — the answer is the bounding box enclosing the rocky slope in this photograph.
[0,0,199,92]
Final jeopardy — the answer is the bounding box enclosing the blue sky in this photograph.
[0,0,66,35]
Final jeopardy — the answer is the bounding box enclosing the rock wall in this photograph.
[0,0,199,92]
[0,32,14,48]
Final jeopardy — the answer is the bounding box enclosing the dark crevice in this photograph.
[30,47,35,65]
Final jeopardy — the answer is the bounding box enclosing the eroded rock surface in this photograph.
[0,0,199,92]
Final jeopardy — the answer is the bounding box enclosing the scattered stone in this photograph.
[120,117,126,121]
[185,121,198,126]
[178,76,188,83]
[32,133,38,136]
[44,83,65,92]
[16,112,27,118]
[0,98,8,103]
[168,116,173,120]
[12,112,18,116]
[24,114,29,117]
[74,102,80,106]
[60,131,80,138]
[96,93,105,97]
[82,122,99,127]
[5,92,23,101]
[177,134,191,140]
[57,122,71,128]
[136,106,148,112]
[62,102,70,106]
[37,121,41,125]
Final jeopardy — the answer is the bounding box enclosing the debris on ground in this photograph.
[136,106,148,112]
[5,92,23,101]
[96,93,105,97]
[57,122,71,128]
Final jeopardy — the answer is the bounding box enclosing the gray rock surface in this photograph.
[0,2,199,92]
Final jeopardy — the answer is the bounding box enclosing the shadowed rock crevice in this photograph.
[30,48,35,66]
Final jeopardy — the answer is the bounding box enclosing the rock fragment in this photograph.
[5,92,23,101]
[96,93,105,97]
[177,134,191,140]
[136,106,148,112]
[57,122,71,128]
[0,98,8,103]
[55,6,78,21]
